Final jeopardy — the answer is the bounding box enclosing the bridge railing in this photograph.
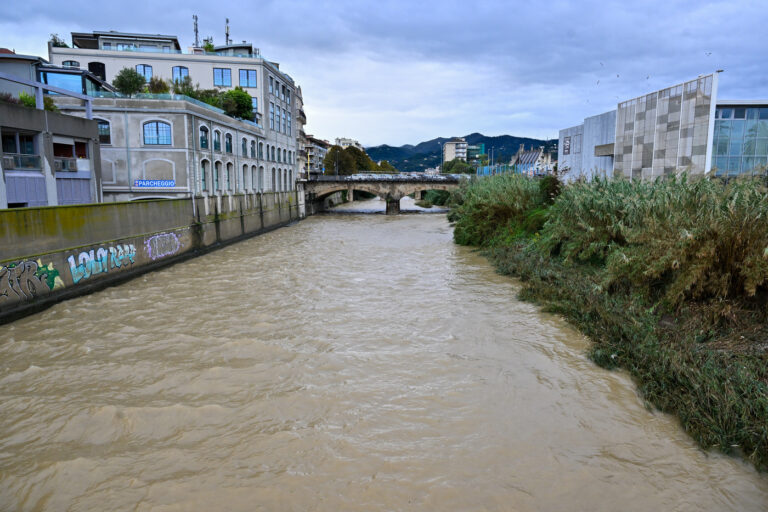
[306,173,464,182]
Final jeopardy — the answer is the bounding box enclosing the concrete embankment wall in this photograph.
[0,191,300,323]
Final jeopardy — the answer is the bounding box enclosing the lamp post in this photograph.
[438,141,443,174]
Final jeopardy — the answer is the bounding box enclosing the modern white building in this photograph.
[334,137,363,151]
[49,30,301,189]
[443,137,468,162]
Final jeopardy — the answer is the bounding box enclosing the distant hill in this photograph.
[366,133,557,172]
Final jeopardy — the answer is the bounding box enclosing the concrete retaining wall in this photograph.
[0,191,300,323]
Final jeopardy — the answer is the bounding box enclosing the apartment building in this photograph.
[306,135,331,175]
[334,137,363,151]
[443,137,468,162]
[49,30,301,189]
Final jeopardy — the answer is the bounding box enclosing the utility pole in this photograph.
[193,15,199,47]
[225,18,231,45]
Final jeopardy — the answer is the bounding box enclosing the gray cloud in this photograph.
[1,0,766,145]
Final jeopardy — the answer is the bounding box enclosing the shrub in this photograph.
[0,92,19,105]
[221,87,254,120]
[147,76,170,94]
[112,67,146,97]
[172,75,196,96]
[17,92,59,112]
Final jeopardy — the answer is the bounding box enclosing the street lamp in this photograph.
[438,141,444,174]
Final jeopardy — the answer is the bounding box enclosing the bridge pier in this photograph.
[386,198,400,215]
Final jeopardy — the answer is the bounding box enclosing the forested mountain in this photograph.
[366,133,557,172]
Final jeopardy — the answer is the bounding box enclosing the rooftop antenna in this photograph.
[193,15,199,47]
[225,18,231,45]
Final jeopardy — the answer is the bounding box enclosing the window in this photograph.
[251,97,258,112]
[214,130,221,151]
[271,146,275,161]
[62,60,80,68]
[259,142,264,159]
[136,64,152,80]
[200,126,209,149]
[286,90,291,105]
[269,76,273,94]
[282,111,286,133]
[242,137,248,156]
[283,149,287,163]
[269,103,274,130]
[102,43,112,50]
[143,121,171,145]
[287,113,291,136]
[96,119,111,144]
[281,85,285,101]
[275,106,281,131]
[225,133,232,153]
[172,66,189,82]
[239,69,257,87]
[277,148,281,163]
[40,71,83,94]
[214,162,221,190]
[213,68,232,87]
[201,160,208,192]
[250,140,256,158]
[226,163,232,190]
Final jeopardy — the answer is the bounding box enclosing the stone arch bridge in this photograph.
[303,174,463,214]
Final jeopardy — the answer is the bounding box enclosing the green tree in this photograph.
[378,160,398,173]
[323,146,355,175]
[343,146,376,172]
[222,87,255,121]
[112,67,146,97]
[202,38,215,53]
[443,158,473,174]
[147,76,170,94]
[172,75,197,96]
[49,34,68,48]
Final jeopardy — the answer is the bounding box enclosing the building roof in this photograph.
[0,52,46,64]
[71,31,181,50]
[716,100,768,106]
[515,149,542,166]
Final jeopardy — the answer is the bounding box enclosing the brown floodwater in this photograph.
[1,206,767,511]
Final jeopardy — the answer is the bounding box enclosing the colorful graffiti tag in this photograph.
[67,244,136,284]
[145,232,181,261]
[0,260,64,306]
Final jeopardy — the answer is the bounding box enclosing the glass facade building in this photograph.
[711,105,768,176]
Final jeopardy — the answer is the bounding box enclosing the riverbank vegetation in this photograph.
[448,173,768,470]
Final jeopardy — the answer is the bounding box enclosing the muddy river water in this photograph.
[1,204,767,511]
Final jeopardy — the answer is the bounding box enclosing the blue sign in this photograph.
[134,180,175,188]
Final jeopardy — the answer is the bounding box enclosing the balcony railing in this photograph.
[2,153,42,170]
[54,157,78,171]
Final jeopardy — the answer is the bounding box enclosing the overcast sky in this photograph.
[2,0,766,147]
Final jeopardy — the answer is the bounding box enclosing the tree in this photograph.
[323,146,355,175]
[172,75,197,96]
[443,158,473,174]
[49,34,68,48]
[222,87,255,121]
[378,160,398,173]
[147,76,170,94]
[113,67,146,97]
[202,38,215,53]
[343,146,376,172]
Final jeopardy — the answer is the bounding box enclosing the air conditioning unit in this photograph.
[54,160,63,171]
[1,156,14,169]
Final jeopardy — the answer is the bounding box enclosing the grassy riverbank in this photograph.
[448,174,768,470]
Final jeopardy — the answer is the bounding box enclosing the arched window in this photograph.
[271,146,275,161]
[199,126,209,149]
[62,60,80,68]
[200,160,208,193]
[136,64,152,80]
[225,134,233,154]
[271,168,276,191]
[250,140,256,158]
[289,170,293,189]
[288,151,292,165]
[214,161,221,191]
[143,121,171,145]
[243,164,248,191]
[251,165,257,191]
[172,66,189,82]
[213,130,221,151]
[258,142,264,159]
[259,166,264,191]
[226,162,233,190]
[283,149,287,163]
[95,118,111,144]
[241,137,247,156]
[277,149,281,163]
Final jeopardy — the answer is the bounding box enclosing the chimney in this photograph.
[519,143,525,153]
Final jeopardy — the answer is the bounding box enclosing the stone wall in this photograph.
[0,191,300,323]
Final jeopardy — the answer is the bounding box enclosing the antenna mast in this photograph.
[225,18,231,45]
[193,15,199,47]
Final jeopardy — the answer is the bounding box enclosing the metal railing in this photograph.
[2,153,42,170]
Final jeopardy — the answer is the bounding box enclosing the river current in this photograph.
[1,202,767,511]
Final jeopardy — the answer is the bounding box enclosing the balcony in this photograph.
[297,109,307,123]
[54,158,78,172]
[2,153,42,170]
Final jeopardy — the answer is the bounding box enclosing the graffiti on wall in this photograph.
[0,260,64,306]
[145,232,181,261]
[67,244,136,284]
